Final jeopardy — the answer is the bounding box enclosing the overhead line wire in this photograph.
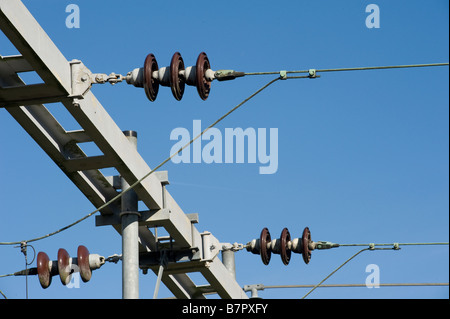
[0,61,448,246]
[300,242,449,299]
[0,77,282,246]
[339,242,449,247]
[301,247,373,299]
[244,62,449,76]
[266,283,449,289]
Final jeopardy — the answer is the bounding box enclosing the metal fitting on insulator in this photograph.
[247,227,294,266]
[126,68,144,87]
[214,70,245,81]
[314,241,340,250]
[246,227,272,265]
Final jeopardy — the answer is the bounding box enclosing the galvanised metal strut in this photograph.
[0,0,246,299]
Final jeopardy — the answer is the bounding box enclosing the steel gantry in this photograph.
[0,0,247,299]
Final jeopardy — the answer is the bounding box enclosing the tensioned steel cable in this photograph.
[0,61,448,246]
[300,241,449,299]
[0,77,282,246]
[244,62,449,76]
[301,247,378,299]
[265,283,449,289]
[339,242,449,247]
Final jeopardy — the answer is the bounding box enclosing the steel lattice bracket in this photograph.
[0,0,248,299]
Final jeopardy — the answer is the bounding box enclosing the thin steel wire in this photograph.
[339,242,449,247]
[0,77,281,246]
[302,248,387,299]
[244,62,449,76]
[300,242,449,298]
[265,283,449,289]
[0,61,448,246]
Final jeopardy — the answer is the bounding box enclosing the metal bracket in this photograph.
[308,69,317,78]
[69,59,93,98]
[214,69,245,81]
[201,231,221,261]
[243,284,264,299]
[92,72,126,85]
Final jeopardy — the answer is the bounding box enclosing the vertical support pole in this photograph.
[121,130,140,299]
[221,249,236,280]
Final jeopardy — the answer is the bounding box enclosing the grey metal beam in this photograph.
[63,155,118,172]
[0,54,33,73]
[0,0,72,94]
[201,258,247,299]
[137,226,206,299]
[0,0,248,299]
[121,132,140,299]
[0,58,120,215]
[0,83,68,107]
[1,54,210,297]
[61,93,165,212]
[62,92,197,249]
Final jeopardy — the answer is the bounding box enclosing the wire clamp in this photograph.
[214,70,245,81]
[279,70,287,80]
[314,241,340,250]
[105,254,122,264]
[308,69,317,78]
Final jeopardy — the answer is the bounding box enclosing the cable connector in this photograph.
[105,254,122,264]
[313,241,340,250]
[92,72,126,85]
[243,284,264,299]
[214,70,245,81]
[279,70,287,80]
[222,242,246,252]
[19,241,27,257]
[13,268,38,276]
[308,69,317,78]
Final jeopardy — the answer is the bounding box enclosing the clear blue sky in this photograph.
[0,0,448,299]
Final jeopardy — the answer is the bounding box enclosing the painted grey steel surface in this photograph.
[120,132,140,299]
[0,0,247,299]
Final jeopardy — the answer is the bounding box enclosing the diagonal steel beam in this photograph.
[0,0,248,299]
[0,0,71,94]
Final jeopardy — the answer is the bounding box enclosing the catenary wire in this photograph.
[244,62,449,76]
[302,247,387,299]
[0,62,448,246]
[299,242,449,298]
[339,242,449,247]
[265,283,449,289]
[0,77,282,246]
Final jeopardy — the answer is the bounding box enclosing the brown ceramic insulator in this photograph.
[37,251,52,289]
[302,227,312,264]
[280,227,292,266]
[195,52,211,100]
[77,245,92,283]
[57,248,71,285]
[170,52,186,101]
[260,227,272,265]
[143,53,159,101]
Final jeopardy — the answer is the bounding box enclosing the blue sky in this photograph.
[0,0,448,299]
